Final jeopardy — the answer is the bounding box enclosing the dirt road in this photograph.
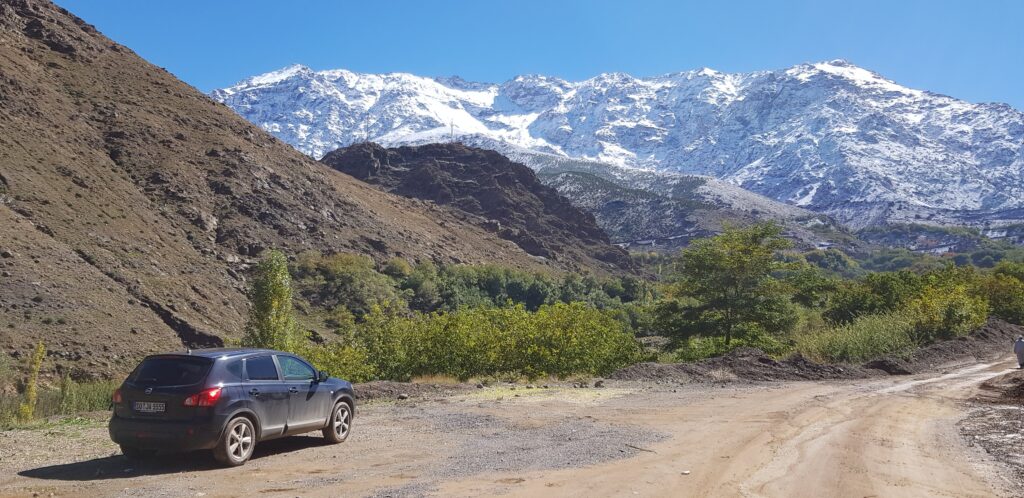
[0,359,1017,497]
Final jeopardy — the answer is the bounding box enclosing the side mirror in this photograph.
[318,370,329,383]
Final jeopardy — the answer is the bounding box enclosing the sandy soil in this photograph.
[0,360,1018,497]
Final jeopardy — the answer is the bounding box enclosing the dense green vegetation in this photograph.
[242,252,643,381]
[7,223,1023,421]
[236,224,1024,381]
[660,226,1021,364]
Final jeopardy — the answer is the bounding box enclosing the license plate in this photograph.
[133,401,166,413]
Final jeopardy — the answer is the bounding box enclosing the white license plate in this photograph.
[133,401,166,413]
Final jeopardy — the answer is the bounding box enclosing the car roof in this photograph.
[149,348,284,360]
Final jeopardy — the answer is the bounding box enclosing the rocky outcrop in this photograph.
[322,143,633,270]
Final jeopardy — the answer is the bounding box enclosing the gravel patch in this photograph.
[366,390,666,496]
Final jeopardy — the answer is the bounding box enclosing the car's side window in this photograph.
[278,356,315,381]
[225,359,244,381]
[246,356,280,381]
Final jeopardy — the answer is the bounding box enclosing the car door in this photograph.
[243,355,290,439]
[277,355,331,432]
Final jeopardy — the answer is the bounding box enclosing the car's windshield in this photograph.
[130,356,212,386]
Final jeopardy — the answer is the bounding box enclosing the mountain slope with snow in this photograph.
[212,61,1024,228]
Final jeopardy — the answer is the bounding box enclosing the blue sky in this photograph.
[56,0,1023,109]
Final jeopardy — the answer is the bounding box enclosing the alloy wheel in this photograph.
[333,404,351,439]
[228,420,253,461]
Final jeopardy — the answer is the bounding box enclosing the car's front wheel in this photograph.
[214,416,256,466]
[322,401,352,443]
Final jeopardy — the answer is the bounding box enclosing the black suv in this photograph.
[109,348,355,466]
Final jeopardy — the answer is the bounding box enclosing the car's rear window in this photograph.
[246,356,279,381]
[131,356,212,386]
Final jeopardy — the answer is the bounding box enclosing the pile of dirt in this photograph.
[611,347,873,383]
[868,319,1024,376]
[612,319,1024,383]
[0,0,566,380]
[974,369,1024,404]
[904,318,1022,370]
[321,142,634,272]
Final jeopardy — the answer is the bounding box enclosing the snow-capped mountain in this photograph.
[212,61,1024,228]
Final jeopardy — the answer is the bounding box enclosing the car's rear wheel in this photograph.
[120,445,156,460]
[214,416,256,466]
[322,401,352,443]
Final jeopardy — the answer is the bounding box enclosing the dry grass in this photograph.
[409,374,463,385]
[707,368,738,383]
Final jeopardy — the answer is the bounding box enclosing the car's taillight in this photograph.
[112,388,122,404]
[183,387,222,407]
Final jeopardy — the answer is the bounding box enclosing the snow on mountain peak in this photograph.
[784,59,919,96]
[213,61,1024,228]
[248,64,312,86]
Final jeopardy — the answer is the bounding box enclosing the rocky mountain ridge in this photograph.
[214,61,1024,229]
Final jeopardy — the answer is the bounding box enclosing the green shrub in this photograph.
[823,271,924,324]
[1,378,119,428]
[298,340,376,383]
[293,252,404,317]
[803,248,860,276]
[905,284,988,343]
[52,377,118,415]
[982,273,1024,324]
[353,302,641,381]
[674,333,790,362]
[381,257,413,279]
[994,261,1024,282]
[795,312,915,363]
[527,302,644,377]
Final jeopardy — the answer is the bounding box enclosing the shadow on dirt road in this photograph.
[18,434,330,481]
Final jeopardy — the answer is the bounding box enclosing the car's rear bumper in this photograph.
[108,414,224,451]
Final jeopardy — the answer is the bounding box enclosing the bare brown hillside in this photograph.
[322,143,634,271]
[0,0,561,380]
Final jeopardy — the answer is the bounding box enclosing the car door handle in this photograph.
[248,388,261,397]
[288,387,299,394]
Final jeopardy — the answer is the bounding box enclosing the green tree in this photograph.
[241,250,298,351]
[983,273,1024,324]
[786,265,838,308]
[823,270,924,324]
[293,252,405,317]
[905,283,987,343]
[17,341,46,422]
[804,248,860,276]
[994,261,1024,282]
[673,223,794,344]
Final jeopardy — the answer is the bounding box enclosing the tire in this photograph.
[213,416,256,466]
[322,401,352,444]
[120,445,156,460]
